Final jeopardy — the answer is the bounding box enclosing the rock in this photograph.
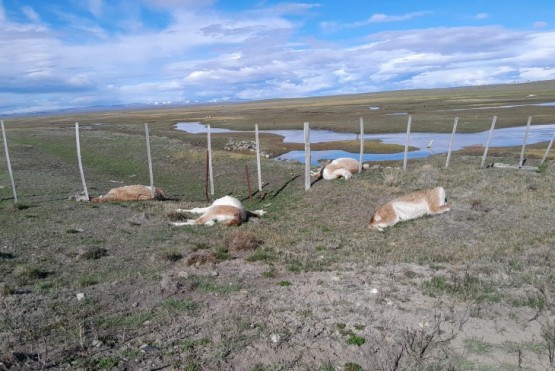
[140,344,160,353]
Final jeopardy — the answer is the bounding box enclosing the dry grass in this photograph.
[1,83,554,370]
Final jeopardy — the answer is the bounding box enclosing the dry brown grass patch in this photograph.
[185,251,219,266]
[224,230,261,253]
[381,167,404,187]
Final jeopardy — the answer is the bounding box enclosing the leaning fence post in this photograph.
[304,122,311,190]
[359,117,364,173]
[207,124,214,196]
[480,115,497,168]
[1,120,17,203]
[75,122,89,201]
[519,116,532,167]
[144,123,155,197]
[445,117,459,169]
[245,164,252,200]
[255,124,262,192]
[540,132,555,165]
[403,114,412,172]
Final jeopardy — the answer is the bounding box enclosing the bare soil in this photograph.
[1,84,555,370]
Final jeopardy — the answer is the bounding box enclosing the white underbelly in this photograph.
[393,201,428,221]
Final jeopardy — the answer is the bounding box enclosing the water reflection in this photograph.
[175,122,555,165]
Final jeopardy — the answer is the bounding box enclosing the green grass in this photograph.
[1,82,554,370]
[185,275,242,293]
[510,294,547,310]
[464,337,493,355]
[160,298,199,315]
[346,334,366,346]
[246,248,278,263]
[423,273,504,303]
[98,309,157,330]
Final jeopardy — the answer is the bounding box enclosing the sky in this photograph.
[1,0,555,115]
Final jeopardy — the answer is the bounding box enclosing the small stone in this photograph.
[91,340,103,348]
[270,334,281,343]
[76,293,85,301]
[140,344,160,353]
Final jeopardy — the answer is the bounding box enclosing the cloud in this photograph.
[320,12,431,32]
[1,1,555,114]
[367,12,430,24]
[21,6,41,23]
[519,67,555,80]
[320,11,431,32]
[86,0,103,17]
[474,13,489,20]
[142,0,216,10]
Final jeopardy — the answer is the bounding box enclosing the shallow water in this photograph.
[175,122,555,165]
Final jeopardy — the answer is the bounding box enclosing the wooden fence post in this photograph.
[207,124,214,196]
[480,115,497,168]
[445,117,459,169]
[144,123,155,197]
[304,122,311,190]
[359,117,364,172]
[519,116,532,167]
[204,151,210,202]
[255,124,262,192]
[245,164,252,200]
[75,122,89,201]
[1,120,18,203]
[403,114,412,172]
[540,132,555,165]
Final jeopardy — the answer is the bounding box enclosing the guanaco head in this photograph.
[310,168,323,179]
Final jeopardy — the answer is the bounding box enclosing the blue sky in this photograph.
[1,0,554,115]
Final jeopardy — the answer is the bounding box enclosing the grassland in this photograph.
[1,81,554,370]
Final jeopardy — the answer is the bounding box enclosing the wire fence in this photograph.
[1,115,554,203]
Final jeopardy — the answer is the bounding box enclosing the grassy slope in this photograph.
[0,81,554,370]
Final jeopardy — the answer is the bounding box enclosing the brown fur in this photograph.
[171,196,265,227]
[191,205,245,226]
[369,187,450,231]
[90,185,165,203]
[313,158,369,180]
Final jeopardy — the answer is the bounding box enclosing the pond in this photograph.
[175,122,555,165]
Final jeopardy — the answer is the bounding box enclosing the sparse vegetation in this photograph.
[79,247,108,260]
[1,82,554,369]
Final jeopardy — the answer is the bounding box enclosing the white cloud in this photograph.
[1,1,555,114]
[474,13,489,20]
[368,12,430,23]
[86,0,103,17]
[21,6,41,23]
[331,11,431,30]
[519,67,555,80]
